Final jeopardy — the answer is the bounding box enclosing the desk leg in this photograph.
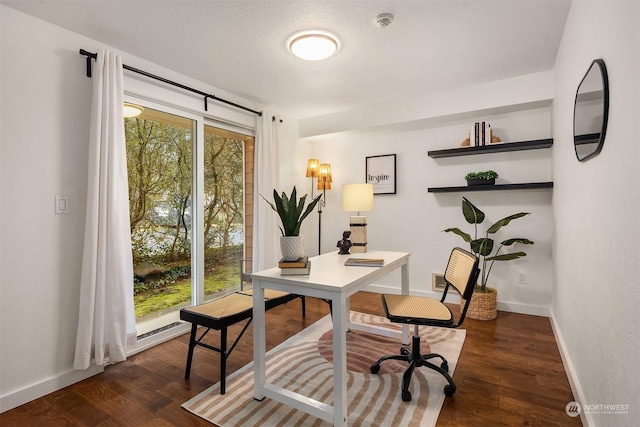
[332,294,348,426]
[344,295,351,327]
[401,260,410,345]
[253,279,266,401]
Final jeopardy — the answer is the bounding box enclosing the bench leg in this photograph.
[185,323,198,379]
[220,326,227,394]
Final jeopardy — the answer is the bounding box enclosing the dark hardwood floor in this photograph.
[1,292,581,426]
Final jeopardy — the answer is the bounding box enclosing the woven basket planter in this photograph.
[460,287,497,320]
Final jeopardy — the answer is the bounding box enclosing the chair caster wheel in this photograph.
[441,361,449,372]
[402,390,412,402]
[370,364,380,374]
[444,384,456,396]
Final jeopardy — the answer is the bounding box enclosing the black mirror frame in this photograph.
[573,58,609,162]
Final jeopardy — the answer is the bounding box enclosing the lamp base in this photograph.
[350,216,368,253]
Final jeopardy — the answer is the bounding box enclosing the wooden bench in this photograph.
[180,290,305,394]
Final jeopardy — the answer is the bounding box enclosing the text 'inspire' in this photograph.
[368,174,390,183]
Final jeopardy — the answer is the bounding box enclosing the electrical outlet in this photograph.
[518,272,527,284]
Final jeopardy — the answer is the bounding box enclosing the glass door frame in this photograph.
[124,93,255,355]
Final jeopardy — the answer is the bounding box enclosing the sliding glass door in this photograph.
[125,106,195,336]
[203,125,254,301]
[123,103,254,340]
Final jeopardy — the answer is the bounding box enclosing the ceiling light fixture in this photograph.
[289,32,339,61]
[123,102,143,118]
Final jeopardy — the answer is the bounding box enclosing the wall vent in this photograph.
[432,273,446,291]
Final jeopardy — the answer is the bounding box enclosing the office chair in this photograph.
[370,247,480,401]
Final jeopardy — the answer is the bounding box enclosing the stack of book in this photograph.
[279,256,311,275]
[470,121,492,146]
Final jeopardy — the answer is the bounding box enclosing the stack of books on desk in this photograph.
[279,256,311,275]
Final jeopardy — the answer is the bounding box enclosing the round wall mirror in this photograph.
[573,58,609,162]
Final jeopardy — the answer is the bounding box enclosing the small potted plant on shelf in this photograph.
[443,197,534,320]
[465,170,499,186]
[261,186,322,261]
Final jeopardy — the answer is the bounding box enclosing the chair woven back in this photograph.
[444,248,479,302]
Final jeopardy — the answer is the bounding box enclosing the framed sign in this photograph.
[366,154,396,195]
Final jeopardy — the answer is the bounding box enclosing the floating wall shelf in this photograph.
[427,138,553,158]
[427,138,554,193]
[428,182,554,193]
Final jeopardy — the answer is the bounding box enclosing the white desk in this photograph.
[252,250,410,426]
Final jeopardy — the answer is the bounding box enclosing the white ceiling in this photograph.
[2,0,572,119]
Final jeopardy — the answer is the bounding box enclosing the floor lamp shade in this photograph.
[306,159,319,177]
[342,184,374,253]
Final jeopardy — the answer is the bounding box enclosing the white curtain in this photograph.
[74,49,136,370]
[252,112,280,271]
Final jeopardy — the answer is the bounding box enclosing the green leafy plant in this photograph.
[443,197,534,292]
[261,186,322,236]
[465,170,499,180]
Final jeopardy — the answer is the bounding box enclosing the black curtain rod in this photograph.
[79,49,262,117]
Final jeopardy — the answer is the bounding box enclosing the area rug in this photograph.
[182,311,465,427]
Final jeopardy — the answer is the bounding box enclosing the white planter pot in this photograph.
[280,235,304,261]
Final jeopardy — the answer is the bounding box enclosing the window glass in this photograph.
[203,125,254,300]
[125,107,194,337]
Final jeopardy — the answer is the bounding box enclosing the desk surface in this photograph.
[251,250,410,294]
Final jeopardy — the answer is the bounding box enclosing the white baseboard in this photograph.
[496,301,549,317]
[548,308,590,427]
[0,324,191,414]
[0,364,103,413]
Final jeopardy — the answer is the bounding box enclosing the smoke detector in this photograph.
[375,13,394,28]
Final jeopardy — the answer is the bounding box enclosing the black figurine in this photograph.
[337,230,352,255]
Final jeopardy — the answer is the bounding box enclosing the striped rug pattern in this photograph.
[182,312,465,426]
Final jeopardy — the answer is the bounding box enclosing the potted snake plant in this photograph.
[261,186,322,261]
[443,197,534,319]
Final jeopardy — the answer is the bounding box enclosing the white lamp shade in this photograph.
[342,184,374,212]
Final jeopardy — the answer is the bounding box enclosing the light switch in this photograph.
[55,196,69,214]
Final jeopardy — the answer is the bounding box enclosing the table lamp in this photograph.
[342,183,374,253]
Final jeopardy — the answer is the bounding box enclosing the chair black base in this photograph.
[370,335,456,401]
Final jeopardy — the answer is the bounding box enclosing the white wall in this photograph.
[0,6,261,411]
[1,6,96,411]
[298,73,556,314]
[551,1,639,425]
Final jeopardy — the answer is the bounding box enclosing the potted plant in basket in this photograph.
[261,186,322,261]
[465,170,499,186]
[443,197,534,320]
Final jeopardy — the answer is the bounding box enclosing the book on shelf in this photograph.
[344,258,385,267]
[474,122,480,146]
[481,122,486,146]
[470,121,491,147]
[278,256,309,268]
[280,260,311,275]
